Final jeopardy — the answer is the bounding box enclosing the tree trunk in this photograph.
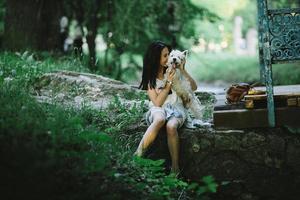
[4,0,62,51]
[86,0,102,71]
[104,0,113,72]
[86,31,97,71]
[72,0,84,58]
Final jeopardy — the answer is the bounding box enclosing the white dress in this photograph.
[145,79,187,127]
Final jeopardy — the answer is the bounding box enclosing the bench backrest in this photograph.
[258,0,300,79]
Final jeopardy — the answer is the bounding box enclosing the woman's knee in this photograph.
[166,121,179,136]
[152,114,166,126]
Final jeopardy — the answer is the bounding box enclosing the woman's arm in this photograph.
[147,67,176,107]
[147,82,172,107]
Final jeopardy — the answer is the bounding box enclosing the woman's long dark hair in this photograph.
[139,41,171,90]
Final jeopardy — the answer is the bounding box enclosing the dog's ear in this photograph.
[183,50,188,57]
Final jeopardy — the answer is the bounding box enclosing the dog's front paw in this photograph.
[180,95,190,107]
[192,119,212,128]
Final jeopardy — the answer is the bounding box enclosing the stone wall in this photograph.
[127,124,300,200]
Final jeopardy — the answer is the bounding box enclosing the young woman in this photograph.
[135,41,197,174]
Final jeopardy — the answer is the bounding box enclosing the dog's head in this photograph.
[167,49,188,68]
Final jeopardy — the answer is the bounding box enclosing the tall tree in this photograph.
[63,0,104,71]
[3,0,218,80]
[85,0,102,71]
[4,0,62,51]
[101,0,218,79]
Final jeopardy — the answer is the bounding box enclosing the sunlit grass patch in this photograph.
[187,52,300,85]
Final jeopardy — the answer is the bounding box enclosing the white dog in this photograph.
[166,49,210,127]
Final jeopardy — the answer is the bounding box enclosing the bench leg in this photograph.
[265,63,275,127]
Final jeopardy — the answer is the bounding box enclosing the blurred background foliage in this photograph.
[0,0,299,84]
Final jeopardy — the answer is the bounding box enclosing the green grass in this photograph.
[186,52,300,85]
[0,51,90,91]
[6,50,298,86]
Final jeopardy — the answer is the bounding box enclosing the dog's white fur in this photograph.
[165,49,205,120]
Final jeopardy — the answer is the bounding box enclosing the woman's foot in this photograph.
[133,147,143,157]
[170,166,180,178]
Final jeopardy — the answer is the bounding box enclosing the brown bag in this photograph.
[226,83,251,104]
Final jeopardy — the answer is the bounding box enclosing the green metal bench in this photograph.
[257,0,300,127]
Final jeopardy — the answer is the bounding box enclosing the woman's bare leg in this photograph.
[166,118,180,174]
[135,113,165,156]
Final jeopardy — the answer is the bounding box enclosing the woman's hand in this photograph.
[167,66,176,82]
